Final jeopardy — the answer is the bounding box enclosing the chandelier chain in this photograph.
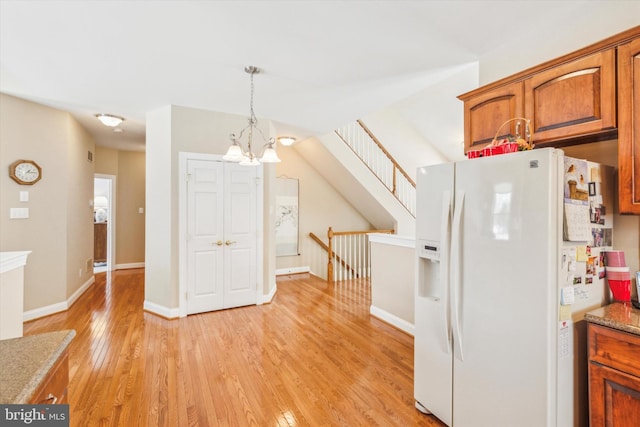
[249,70,256,125]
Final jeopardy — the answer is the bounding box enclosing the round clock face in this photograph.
[9,160,42,185]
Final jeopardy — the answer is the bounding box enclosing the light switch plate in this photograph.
[19,191,29,202]
[10,207,29,219]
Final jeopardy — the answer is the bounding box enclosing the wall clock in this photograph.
[9,159,42,185]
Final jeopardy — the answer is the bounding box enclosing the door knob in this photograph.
[213,240,223,246]
[225,240,236,246]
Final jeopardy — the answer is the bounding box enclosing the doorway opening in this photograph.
[94,175,116,273]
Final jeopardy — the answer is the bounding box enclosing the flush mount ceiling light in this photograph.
[95,113,124,127]
[223,66,280,165]
[277,136,296,146]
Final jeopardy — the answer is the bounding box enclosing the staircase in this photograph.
[293,124,416,236]
[335,120,416,217]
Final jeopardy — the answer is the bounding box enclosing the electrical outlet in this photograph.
[78,268,82,278]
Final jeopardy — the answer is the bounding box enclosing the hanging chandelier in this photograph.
[223,66,280,165]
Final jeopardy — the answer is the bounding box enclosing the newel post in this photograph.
[327,227,334,283]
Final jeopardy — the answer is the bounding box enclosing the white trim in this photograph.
[0,251,31,274]
[275,266,310,276]
[368,233,415,249]
[178,152,264,317]
[254,164,265,308]
[95,174,116,272]
[144,300,180,319]
[115,262,145,270]
[259,284,277,304]
[370,305,415,336]
[67,276,95,307]
[178,152,189,317]
[23,276,95,321]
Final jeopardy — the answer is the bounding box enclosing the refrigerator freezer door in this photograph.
[452,149,561,427]
[415,163,454,426]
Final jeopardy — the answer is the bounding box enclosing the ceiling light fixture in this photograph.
[95,113,124,127]
[277,136,296,146]
[223,66,280,165]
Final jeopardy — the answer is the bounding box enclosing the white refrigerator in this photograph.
[414,148,613,427]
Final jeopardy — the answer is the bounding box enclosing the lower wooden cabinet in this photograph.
[588,323,640,426]
[29,349,69,405]
[94,222,107,263]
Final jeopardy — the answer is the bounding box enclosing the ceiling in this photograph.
[0,1,636,155]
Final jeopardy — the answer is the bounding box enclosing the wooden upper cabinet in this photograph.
[618,37,640,214]
[463,82,524,151]
[524,49,616,145]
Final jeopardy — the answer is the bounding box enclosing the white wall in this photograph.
[364,62,479,164]
[478,6,640,85]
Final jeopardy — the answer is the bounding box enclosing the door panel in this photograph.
[187,159,257,314]
[223,164,257,308]
[187,159,224,314]
[452,149,558,427]
[415,163,454,426]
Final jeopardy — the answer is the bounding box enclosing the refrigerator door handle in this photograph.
[451,191,464,361]
[440,190,452,350]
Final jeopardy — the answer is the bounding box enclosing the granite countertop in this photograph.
[0,329,75,404]
[584,302,640,336]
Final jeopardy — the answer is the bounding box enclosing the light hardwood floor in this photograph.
[24,269,445,426]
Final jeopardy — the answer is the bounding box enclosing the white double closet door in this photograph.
[186,158,258,315]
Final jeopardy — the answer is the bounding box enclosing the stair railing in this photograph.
[313,227,394,282]
[335,120,416,217]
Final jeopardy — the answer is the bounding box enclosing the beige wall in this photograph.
[145,105,276,311]
[563,140,640,297]
[66,118,96,297]
[275,145,373,276]
[0,93,95,312]
[95,146,119,175]
[370,239,415,328]
[95,146,146,266]
[116,150,145,265]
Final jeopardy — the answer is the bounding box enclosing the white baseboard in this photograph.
[259,284,277,304]
[23,276,95,322]
[144,300,180,319]
[370,305,414,336]
[275,266,310,275]
[67,275,95,308]
[115,262,145,270]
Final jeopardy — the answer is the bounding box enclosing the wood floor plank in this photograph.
[22,269,445,426]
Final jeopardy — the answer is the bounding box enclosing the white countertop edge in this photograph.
[368,233,415,249]
[0,251,32,274]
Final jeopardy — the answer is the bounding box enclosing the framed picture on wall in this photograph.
[275,177,299,256]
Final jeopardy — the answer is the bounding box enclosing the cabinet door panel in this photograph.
[618,37,640,214]
[589,362,640,427]
[463,82,523,151]
[525,50,616,143]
